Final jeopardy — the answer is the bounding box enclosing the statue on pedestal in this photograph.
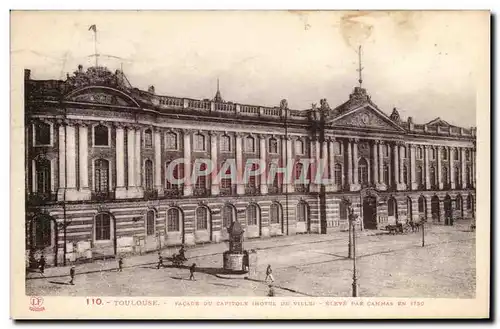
[222,219,249,273]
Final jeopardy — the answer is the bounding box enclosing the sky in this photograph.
[11,11,488,127]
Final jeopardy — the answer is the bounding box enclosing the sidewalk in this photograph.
[26,221,471,280]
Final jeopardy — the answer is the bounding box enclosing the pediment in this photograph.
[427,117,450,127]
[329,106,405,132]
[64,86,140,108]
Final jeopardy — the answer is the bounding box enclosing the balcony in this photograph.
[164,188,183,198]
[244,186,260,196]
[219,187,235,196]
[143,189,158,200]
[268,186,282,194]
[193,187,210,197]
[294,184,309,193]
[91,191,114,201]
[27,192,56,205]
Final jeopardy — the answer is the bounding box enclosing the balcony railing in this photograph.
[92,191,114,201]
[143,189,158,200]
[219,187,235,196]
[244,186,259,196]
[294,184,309,193]
[27,192,56,204]
[268,186,282,194]
[164,188,183,198]
[193,187,210,197]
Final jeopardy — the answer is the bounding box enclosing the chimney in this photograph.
[24,69,31,80]
[78,64,83,73]
[148,85,155,94]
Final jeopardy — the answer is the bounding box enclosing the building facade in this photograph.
[25,65,476,267]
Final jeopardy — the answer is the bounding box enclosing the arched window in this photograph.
[297,202,308,222]
[221,161,232,189]
[388,198,397,217]
[196,207,208,230]
[194,133,206,151]
[35,122,51,146]
[418,196,426,213]
[94,159,109,192]
[144,160,154,190]
[295,163,304,183]
[222,204,235,228]
[269,138,278,154]
[383,164,389,185]
[431,148,436,160]
[32,217,51,248]
[416,165,423,186]
[247,204,258,226]
[165,161,184,190]
[35,159,51,194]
[270,203,281,224]
[95,213,111,240]
[146,210,155,236]
[269,163,280,189]
[454,148,459,160]
[403,165,408,185]
[467,194,473,210]
[295,139,304,155]
[94,124,109,146]
[167,208,180,232]
[430,166,436,187]
[144,129,153,148]
[334,164,342,185]
[358,158,368,185]
[442,166,448,186]
[165,132,178,150]
[245,136,255,153]
[384,145,389,157]
[220,135,231,152]
[195,163,207,189]
[340,201,348,220]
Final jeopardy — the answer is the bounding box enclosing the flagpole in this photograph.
[94,27,98,67]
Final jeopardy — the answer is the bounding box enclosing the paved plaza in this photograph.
[26,220,476,298]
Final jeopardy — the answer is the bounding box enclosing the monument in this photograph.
[222,219,249,273]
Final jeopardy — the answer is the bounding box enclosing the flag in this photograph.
[88,24,96,32]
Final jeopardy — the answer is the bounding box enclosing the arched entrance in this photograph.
[296,201,310,233]
[444,194,453,225]
[455,194,464,219]
[26,213,58,268]
[362,196,378,229]
[93,212,117,258]
[431,195,440,222]
[418,195,427,221]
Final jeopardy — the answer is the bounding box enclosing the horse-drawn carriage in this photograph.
[384,220,422,235]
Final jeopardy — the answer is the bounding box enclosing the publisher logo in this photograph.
[29,296,45,312]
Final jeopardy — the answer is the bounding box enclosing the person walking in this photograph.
[265,264,274,283]
[189,263,196,281]
[156,252,163,270]
[38,254,46,274]
[117,257,123,272]
[267,284,275,297]
[69,265,75,285]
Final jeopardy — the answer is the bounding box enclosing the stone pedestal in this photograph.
[223,252,246,273]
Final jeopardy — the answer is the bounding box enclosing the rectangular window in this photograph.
[165,133,178,150]
[34,123,51,146]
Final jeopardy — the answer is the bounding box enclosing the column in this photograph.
[135,129,142,188]
[347,140,353,188]
[127,127,137,193]
[424,146,431,189]
[115,125,127,198]
[393,143,399,189]
[287,137,294,193]
[259,135,267,195]
[450,147,455,190]
[353,140,359,184]
[329,138,336,191]
[461,148,467,189]
[154,129,163,194]
[57,123,66,201]
[183,131,193,196]
[437,146,443,189]
[210,132,219,196]
[236,133,244,195]
[398,143,405,190]
[378,142,385,189]
[78,123,91,199]
[410,144,417,190]
[65,124,76,190]
[372,141,378,185]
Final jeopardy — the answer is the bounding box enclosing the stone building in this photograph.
[25,65,476,266]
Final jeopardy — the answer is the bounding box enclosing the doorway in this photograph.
[363,196,378,229]
[444,195,453,225]
[431,195,440,222]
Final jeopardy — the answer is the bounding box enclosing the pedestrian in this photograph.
[156,252,163,269]
[189,263,196,281]
[267,284,275,297]
[69,265,75,285]
[38,254,46,274]
[118,257,123,272]
[265,264,274,283]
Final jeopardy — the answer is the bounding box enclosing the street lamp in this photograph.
[349,208,359,297]
[421,215,426,247]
